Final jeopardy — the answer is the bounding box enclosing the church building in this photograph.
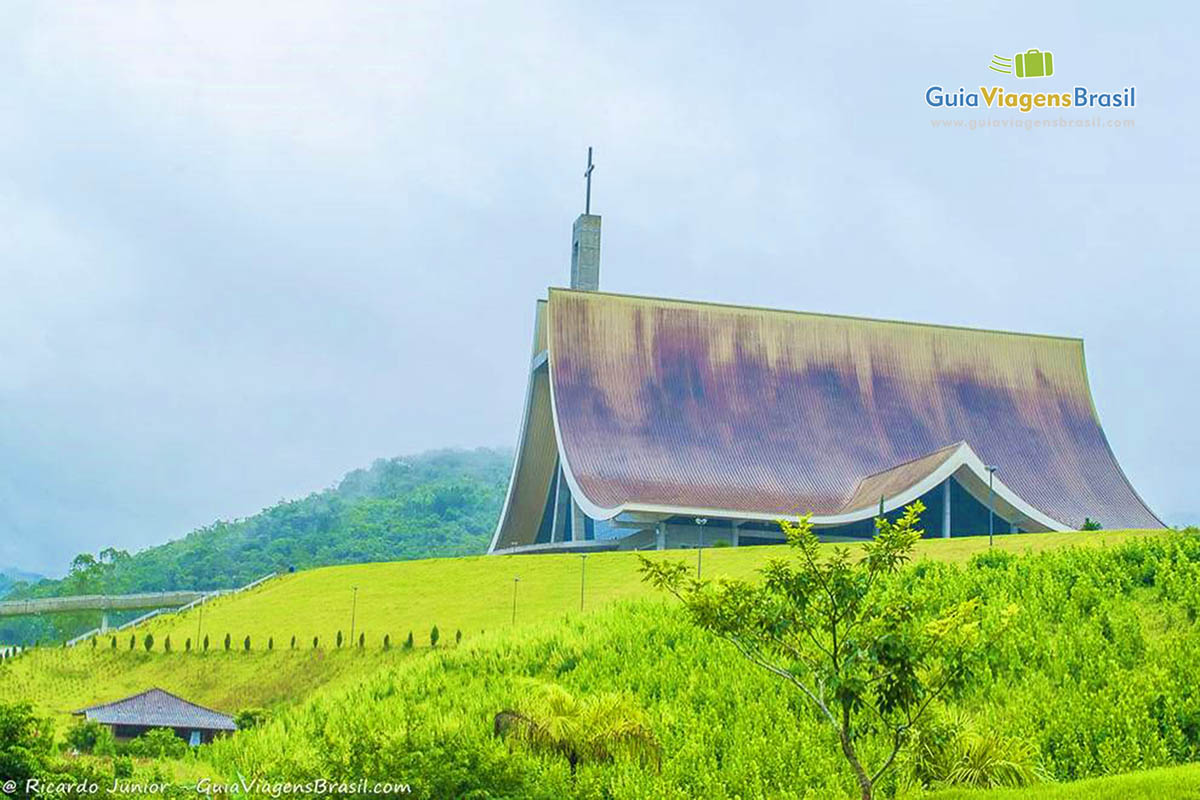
[488,159,1163,554]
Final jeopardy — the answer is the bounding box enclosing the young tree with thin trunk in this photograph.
[640,502,1002,800]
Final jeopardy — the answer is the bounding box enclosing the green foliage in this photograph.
[243,635,251,652]
[203,634,209,651]
[456,629,462,645]
[234,708,269,730]
[357,632,364,649]
[336,630,343,648]
[143,633,154,652]
[267,636,273,651]
[289,635,296,650]
[64,720,114,754]
[223,633,231,651]
[430,625,440,648]
[640,502,991,799]
[1083,518,1104,531]
[383,634,391,651]
[163,635,171,653]
[404,631,413,649]
[124,728,187,759]
[111,756,133,779]
[494,680,661,775]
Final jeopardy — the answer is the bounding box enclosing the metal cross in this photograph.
[584,146,595,214]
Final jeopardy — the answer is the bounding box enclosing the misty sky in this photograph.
[2,2,1196,575]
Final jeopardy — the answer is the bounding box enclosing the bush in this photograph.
[164,635,171,653]
[358,633,365,649]
[234,708,269,730]
[143,633,154,652]
[112,756,134,780]
[125,728,187,759]
[290,635,296,650]
[1082,517,1103,531]
[203,634,210,651]
[383,634,391,651]
[404,631,414,650]
[64,720,110,753]
[243,636,251,652]
[336,630,343,649]
[430,626,440,648]
[185,637,192,652]
[129,634,135,651]
[313,636,319,649]
[110,636,116,650]
[224,633,231,651]
[456,630,462,645]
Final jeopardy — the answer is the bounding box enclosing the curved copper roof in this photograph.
[544,289,1161,531]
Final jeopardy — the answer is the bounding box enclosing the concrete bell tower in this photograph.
[570,147,601,291]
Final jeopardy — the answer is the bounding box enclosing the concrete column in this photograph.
[731,523,740,548]
[942,479,952,538]
[655,521,666,550]
[100,612,110,633]
[570,214,602,291]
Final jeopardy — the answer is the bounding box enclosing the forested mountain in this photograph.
[0,567,43,599]
[6,448,512,602]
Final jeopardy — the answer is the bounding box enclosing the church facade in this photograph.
[488,207,1162,555]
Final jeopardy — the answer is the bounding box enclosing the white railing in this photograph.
[64,572,277,648]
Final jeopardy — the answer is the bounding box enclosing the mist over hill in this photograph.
[1,448,511,644]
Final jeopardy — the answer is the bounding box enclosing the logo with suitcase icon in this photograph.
[989,49,1054,78]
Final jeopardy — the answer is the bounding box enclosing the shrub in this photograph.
[143,633,154,652]
[185,637,192,652]
[290,635,296,650]
[456,629,462,645]
[1082,517,1103,531]
[336,630,343,649]
[164,635,171,653]
[234,708,269,730]
[313,636,319,649]
[430,626,440,648]
[126,728,187,759]
[203,634,210,651]
[224,633,231,651]
[404,631,414,649]
[268,637,274,651]
[129,634,135,650]
[358,632,365,649]
[383,634,391,651]
[90,636,97,650]
[243,636,251,652]
[110,636,116,650]
[112,756,134,779]
[65,720,111,753]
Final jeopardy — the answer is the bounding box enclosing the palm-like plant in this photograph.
[494,682,660,775]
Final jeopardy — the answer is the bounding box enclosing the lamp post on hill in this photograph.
[350,586,359,645]
[986,466,998,548]
[512,576,521,626]
[695,518,708,579]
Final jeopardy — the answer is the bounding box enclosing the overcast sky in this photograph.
[1,2,1196,575]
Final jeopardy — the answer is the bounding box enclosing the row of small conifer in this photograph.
[88,626,464,653]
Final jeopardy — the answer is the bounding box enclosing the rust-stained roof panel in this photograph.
[547,289,1162,530]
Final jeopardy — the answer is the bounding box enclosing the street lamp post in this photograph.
[579,554,587,613]
[350,586,358,644]
[986,466,998,548]
[512,576,521,626]
[695,518,708,579]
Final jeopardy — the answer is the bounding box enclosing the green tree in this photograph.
[143,633,154,652]
[268,637,274,651]
[494,681,660,776]
[383,634,391,651]
[203,634,210,652]
[243,635,251,652]
[640,502,995,800]
[163,635,171,653]
[404,631,413,650]
[223,633,231,651]
[430,625,440,648]
[290,635,296,650]
[336,630,343,649]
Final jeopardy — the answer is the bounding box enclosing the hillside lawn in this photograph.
[923,762,1200,799]
[140,528,1159,654]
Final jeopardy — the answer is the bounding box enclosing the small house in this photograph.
[74,688,236,746]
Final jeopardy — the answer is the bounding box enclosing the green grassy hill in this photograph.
[8,528,1199,799]
[140,529,1156,656]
